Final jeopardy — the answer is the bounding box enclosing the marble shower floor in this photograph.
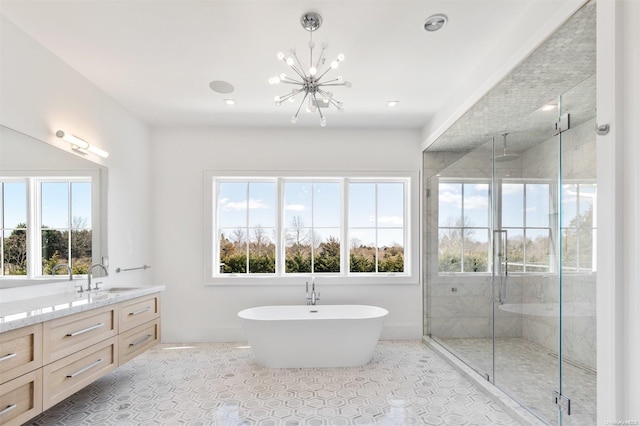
[437,337,596,426]
[27,340,527,426]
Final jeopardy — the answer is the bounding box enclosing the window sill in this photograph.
[205,274,418,286]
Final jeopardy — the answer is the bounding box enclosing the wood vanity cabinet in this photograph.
[0,325,43,426]
[118,294,161,365]
[0,292,161,425]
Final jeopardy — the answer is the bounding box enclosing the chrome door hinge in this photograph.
[553,113,571,135]
[552,390,571,415]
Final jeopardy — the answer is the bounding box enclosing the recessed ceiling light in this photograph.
[423,14,448,32]
[387,101,399,107]
[224,99,236,106]
[209,80,235,94]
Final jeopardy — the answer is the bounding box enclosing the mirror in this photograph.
[0,124,108,288]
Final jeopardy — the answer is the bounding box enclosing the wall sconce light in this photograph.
[56,130,109,158]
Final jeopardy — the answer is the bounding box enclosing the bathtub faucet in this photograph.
[306,278,320,305]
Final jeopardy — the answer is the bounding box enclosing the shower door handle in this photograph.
[493,230,508,304]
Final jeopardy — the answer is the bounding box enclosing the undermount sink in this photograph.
[100,287,140,293]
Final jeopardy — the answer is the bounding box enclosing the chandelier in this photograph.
[269,12,351,127]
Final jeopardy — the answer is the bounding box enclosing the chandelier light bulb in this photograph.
[331,61,339,69]
[275,101,282,106]
[321,118,327,127]
[344,81,352,88]
[286,57,294,66]
[337,53,345,61]
[274,96,281,102]
[323,98,329,104]
[277,52,285,60]
[280,73,287,80]
[309,66,317,76]
[336,76,343,82]
[308,41,315,49]
[291,116,297,124]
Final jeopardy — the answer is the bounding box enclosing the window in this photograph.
[207,172,417,283]
[561,182,596,272]
[501,182,551,273]
[1,175,96,279]
[437,181,490,273]
[437,179,558,274]
[349,182,405,273]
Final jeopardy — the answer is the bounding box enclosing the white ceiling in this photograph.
[0,0,584,129]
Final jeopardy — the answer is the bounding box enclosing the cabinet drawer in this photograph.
[43,305,117,364]
[119,294,159,332]
[43,336,117,410]
[0,324,42,384]
[0,369,43,426]
[119,319,160,365]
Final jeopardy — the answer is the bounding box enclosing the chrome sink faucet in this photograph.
[51,263,73,281]
[87,263,108,292]
[306,277,320,306]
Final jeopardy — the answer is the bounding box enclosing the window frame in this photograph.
[0,171,102,284]
[204,170,419,286]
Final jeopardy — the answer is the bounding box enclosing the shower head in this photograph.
[495,133,520,162]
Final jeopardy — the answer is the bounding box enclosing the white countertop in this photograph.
[0,285,165,333]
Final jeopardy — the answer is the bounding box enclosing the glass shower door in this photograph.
[557,75,597,426]
[492,123,561,425]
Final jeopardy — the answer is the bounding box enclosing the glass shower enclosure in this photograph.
[424,74,596,425]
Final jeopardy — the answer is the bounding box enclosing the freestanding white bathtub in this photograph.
[237,305,388,368]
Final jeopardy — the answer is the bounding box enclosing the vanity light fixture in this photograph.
[56,130,109,158]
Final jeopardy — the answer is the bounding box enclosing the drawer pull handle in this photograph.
[0,353,17,362]
[67,322,104,337]
[129,334,153,347]
[67,358,104,378]
[129,306,151,316]
[0,404,17,416]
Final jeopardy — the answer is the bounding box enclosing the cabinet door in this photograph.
[0,369,43,426]
[0,324,42,384]
[43,305,117,364]
[119,294,160,332]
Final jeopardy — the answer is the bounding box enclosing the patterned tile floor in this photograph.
[438,338,596,426]
[27,341,526,425]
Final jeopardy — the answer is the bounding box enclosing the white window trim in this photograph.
[204,170,420,286]
[0,170,102,285]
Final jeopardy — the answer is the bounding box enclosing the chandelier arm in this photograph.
[278,92,295,102]
[327,98,343,109]
[279,80,304,85]
[312,93,325,120]
[315,47,326,72]
[292,51,308,78]
[318,82,348,87]
[288,63,307,81]
[293,91,309,119]
[315,67,334,81]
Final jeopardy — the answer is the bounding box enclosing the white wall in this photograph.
[0,17,153,294]
[151,127,423,342]
[596,1,640,423]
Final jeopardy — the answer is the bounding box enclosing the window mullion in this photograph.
[276,178,284,276]
[342,178,348,276]
[29,178,41,278]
